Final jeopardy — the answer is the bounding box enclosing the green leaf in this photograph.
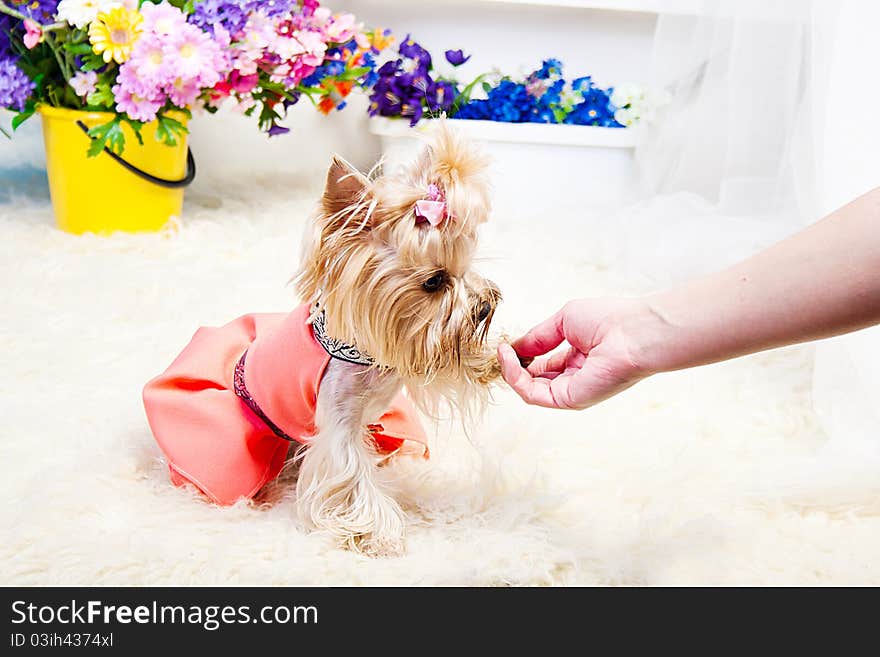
[63,84,80,108]
[86,82,114,109]
[86,117,125,158]
[86,134,106,158]
[481,82,492,93]
[11,106,36,131]
[296,85,324,96]
[63,43,95,55]
[338,66,370,81]
[155,114,188,147]
[81,53,106,72]
[124,118,145,146]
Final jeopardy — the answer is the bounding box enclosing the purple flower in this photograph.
[0,20,10,57]
[15,0,57,22]
[267,124,290,137]
[0,56,35,112]
[444,49,470,66]
[398,35,431,69]
[261,0,298,17]
[1,1,56,56]
[366,37,466,125]
[426,79,456,113]
[189,0,255,36]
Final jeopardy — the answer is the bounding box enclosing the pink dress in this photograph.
[143,304,428,505]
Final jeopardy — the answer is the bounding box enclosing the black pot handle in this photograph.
[76,120,196,189]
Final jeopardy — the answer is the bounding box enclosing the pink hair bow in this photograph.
[414,184,448,227]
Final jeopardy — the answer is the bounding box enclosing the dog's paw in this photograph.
[352,531,406,558]
[347,492,406,557]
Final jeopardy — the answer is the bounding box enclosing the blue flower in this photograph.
[301,59,347,87]
[453,99,490,121]
[456,79,536,123]
[571,76,593,92]
[565,87,620,127]
[534,58,563,80]
[362,52,378,86]
[530,78,564,123]
[444,49,470,66]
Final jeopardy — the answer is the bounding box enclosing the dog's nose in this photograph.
[477,301,492,322]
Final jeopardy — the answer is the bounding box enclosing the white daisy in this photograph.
[55,0,125,30]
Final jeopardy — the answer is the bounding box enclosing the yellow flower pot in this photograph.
[39,106,194,234]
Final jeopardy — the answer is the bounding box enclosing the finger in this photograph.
[527,348,573,378]
[511,309,565,359]
[498,344,566,408]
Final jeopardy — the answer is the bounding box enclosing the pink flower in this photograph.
[296,29,328,65]
[272,34,307,61]
[126,35,171,88]
[354,32,371,50]
[69,70,98,98]
[231,95,256,114]
[23,20,42,50]
[239,11,274,61]
[323,13,358,44]
[115,62,154,101]
[232,51,260,76]
[230,71,258,94]
[140,1,185,36]
[112,82,164,122]
[164,27,214,80]
[166,77,200,108]
[312,7,331,25]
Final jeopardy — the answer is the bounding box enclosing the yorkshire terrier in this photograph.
[144,123,501,555]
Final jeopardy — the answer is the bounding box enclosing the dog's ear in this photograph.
[323,155,370,217]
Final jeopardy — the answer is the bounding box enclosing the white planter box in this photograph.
[369,117,639,213]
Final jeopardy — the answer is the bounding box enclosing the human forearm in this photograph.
[630,187,880,374]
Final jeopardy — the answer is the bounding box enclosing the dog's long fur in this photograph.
[293,124,501,555]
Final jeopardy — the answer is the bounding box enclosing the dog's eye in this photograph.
[422,271,446,293]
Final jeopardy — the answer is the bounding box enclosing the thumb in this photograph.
[511,309,566,359]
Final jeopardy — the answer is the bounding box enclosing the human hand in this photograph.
[497,298,654,410]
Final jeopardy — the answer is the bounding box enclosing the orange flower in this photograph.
[371,29,394,52]
[318,97,335,114]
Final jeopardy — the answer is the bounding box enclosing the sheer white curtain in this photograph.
[605,1,838,289]
[810,1,880,455]
[638,0,836,219]
[630,0,880,453]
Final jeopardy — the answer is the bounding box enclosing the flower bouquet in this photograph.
[0,0,388,233]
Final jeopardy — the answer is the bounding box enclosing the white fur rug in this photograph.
[2,177,880,586]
